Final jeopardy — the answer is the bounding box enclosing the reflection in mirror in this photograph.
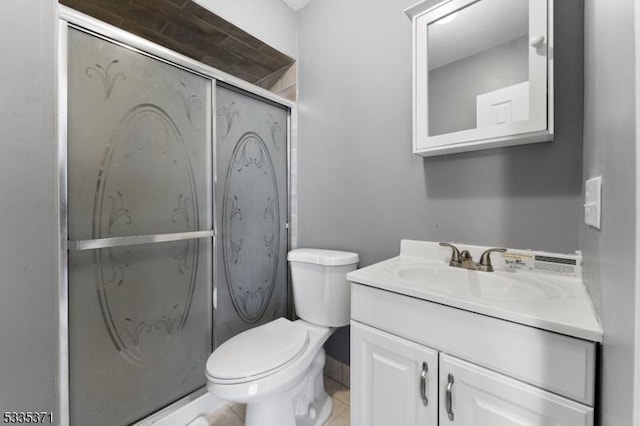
[427,0,529,136]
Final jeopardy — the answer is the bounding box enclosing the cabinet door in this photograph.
[351,321,438,426]
[439,354,593,426]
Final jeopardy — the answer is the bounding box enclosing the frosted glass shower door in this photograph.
[214,86,289,345]
[66,28,212,426]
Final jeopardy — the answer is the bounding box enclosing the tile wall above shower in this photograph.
[59,0,296,98]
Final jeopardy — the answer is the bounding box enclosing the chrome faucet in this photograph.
[439,243,506,272]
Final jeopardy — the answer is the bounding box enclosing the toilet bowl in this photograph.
[205,249,358,426]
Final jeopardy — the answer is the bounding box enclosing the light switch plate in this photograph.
[584,176,602,229]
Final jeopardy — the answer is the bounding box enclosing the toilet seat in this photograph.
[206,318,310,384]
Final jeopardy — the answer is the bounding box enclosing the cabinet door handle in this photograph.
[446,373,455,421]
[420,361,429,406]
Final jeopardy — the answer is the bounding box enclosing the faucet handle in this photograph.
[477,248,507,272]
[439,242,461,267]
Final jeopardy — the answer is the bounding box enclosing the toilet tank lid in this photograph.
[288,248,359,266]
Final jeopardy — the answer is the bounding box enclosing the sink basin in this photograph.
[386,262,563,303]
[390,264,458,295]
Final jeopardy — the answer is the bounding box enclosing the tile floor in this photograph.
[204,376,350,425]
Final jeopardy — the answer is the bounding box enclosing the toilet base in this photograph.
[245,394,297,426]
[244,348,332,426]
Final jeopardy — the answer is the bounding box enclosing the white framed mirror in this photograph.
[406,0,553,156]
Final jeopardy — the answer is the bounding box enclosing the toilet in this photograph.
[205,248,359,426]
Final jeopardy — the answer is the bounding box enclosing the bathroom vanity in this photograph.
[348,240,602,425]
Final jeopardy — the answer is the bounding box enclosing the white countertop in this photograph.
[347,240,603,342]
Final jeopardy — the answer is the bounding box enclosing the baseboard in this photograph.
[323,355,350,388]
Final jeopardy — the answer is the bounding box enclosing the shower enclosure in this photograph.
[61,11,291,426]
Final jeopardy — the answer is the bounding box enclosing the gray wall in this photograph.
[0,0,59,416]
[297,0,584,364]
[430,36,529,136]
[582,0,638,423]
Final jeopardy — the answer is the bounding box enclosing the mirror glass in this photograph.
[427,0,529,136]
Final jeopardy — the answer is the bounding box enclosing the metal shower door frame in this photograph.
[57,6,295,425]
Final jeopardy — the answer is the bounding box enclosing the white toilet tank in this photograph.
[287,249,359,327]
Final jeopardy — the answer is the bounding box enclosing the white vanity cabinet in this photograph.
[350,284,597,426]
[351,321,438,425]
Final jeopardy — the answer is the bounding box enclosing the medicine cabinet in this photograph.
[405,0,554,156]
